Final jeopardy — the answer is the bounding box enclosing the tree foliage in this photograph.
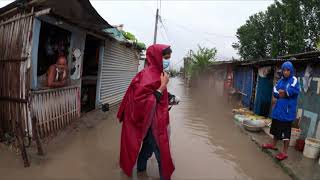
[185,45,217,77]
[167,69,180,77]
[191,45,217,70]
[121,30,146,50]
[233,0,320,60]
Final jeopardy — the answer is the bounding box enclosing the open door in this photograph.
[81,35,101,112]
[254,67,274,116]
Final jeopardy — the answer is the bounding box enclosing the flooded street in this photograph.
[0,78,290,180]
[167,78,290,180]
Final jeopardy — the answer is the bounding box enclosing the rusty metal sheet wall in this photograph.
[30,87,80,138]
[0,12,34,137]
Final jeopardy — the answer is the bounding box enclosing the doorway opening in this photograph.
[81,35,101,113]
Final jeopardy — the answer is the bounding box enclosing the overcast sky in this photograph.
[0,0,273,69]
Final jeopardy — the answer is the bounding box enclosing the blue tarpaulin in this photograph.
[233,67,254,108]
[254,75,273,116]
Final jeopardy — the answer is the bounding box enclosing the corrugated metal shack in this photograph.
[0,0,140,166]
[207,61,234,97]
[209,51,320,142]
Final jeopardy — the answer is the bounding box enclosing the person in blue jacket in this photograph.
[262,61,300,160]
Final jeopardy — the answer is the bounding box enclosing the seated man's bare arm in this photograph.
[47,66,66,88]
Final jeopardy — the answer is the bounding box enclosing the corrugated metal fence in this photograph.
[99,40,138,106]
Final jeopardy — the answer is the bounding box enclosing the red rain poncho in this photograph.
[117,44,175,179]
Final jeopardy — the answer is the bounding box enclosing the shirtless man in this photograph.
[47,56,68,88]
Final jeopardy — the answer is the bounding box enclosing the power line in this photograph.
[162,19,235,39]
[159,16,168,35]
[159,25,169,43]
[159,0,162,17]
[158,0,171,44]
[159,16,172,44]
[201,38,217,46]
[172,58,186,68]
[160,27,170,43]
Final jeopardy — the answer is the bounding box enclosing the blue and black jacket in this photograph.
[271,61,300,122]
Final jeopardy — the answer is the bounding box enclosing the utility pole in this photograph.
[153,8,159,44]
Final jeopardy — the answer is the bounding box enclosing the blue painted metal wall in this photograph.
[233,67,254,108]
[233,68,243,94]
[254,75,273,116]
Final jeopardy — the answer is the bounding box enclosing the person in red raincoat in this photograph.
[117,44,175,180]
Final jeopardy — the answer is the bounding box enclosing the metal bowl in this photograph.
[242,120,266,132]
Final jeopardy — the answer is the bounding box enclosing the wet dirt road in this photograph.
[0,78,291,180]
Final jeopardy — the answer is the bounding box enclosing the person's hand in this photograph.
[279,89,286,98]
[161,72,169,85]
[159,72,169,92]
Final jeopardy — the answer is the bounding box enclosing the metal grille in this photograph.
[99,41,138,106]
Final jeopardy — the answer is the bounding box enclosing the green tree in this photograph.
[233,0,320,60]
[168,69,179,77]
[233,12,268,60]
[265,2,287,57]
[183,56,193,78]
[121,30,146,50]
[300,0,320,50]
[283,0,306,54]
[121,31,137,41]
[190,45,217,75]
[179,67,184,74]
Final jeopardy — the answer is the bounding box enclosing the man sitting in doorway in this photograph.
[47,56,68,88]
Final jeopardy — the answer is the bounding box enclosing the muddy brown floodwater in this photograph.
[167,78,290,180]
[0,77,291,180]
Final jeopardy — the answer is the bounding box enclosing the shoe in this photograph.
[275,152,288,161]
[262,143,277,150]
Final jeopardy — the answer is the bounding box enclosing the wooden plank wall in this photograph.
[30,87,80,138]
[0,11,34,138]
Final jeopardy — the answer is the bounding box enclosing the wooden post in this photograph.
[15,120,30,167]
[0,120,3,141]
[32,116,44,156]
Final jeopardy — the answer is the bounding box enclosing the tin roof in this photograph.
[0,0,113,32]
[279,51,320,59]
[209,51,320,68]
